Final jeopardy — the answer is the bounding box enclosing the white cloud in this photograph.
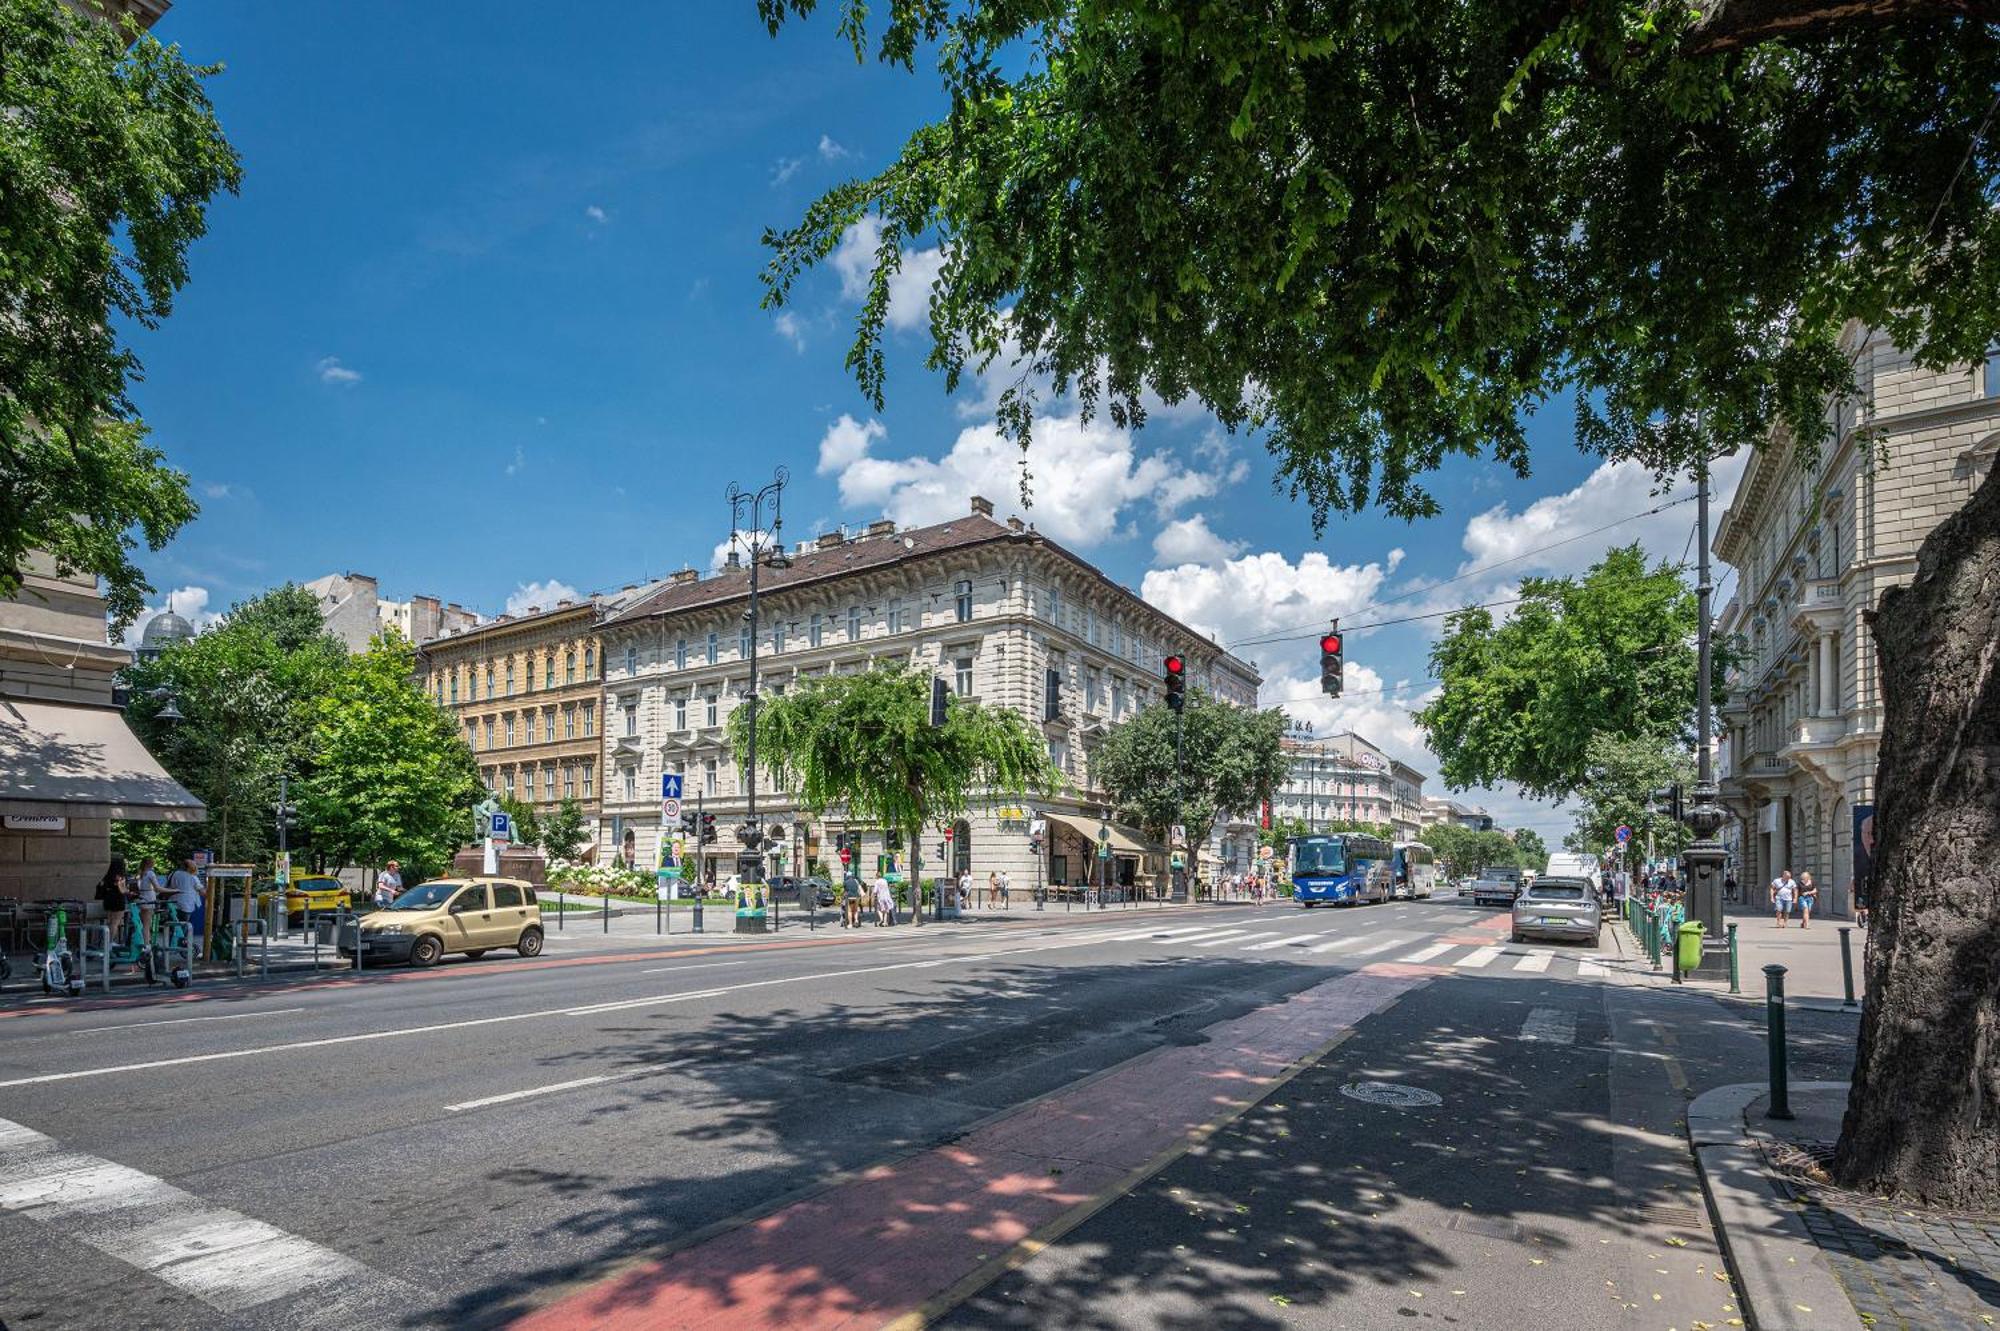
[1142,548,1398,652]
[818,134,850,162]
[773,310,807,352]
[118,585,221,646]
[831,217,941,331]
[197,481,251,501]
[505,444,526,477]
[770,156,804,186]
[316,356,361,385]
[816,414,886,475]
[584,204,608,224]
[504,580,579,617]
[709,529,774,572]
[1152,515,1245,567]
[817,412,1234,548]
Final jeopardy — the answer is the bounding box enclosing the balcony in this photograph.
[1791,578,1842,636]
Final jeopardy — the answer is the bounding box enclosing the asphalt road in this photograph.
[0,893,1718,1330]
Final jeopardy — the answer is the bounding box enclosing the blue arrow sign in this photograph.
[661,773,684,801]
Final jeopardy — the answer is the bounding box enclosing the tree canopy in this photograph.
[1563,734,1696,864]
[1094,690,1288,876]
[1,0,240,627]
[1512,828,1549,871]
[729,665,1062,870]
[761,1,1997,521]
[1414,545,1713,799]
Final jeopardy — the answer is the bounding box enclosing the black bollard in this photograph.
[1763,963,1793,1120]
[1838,926,1857,1008]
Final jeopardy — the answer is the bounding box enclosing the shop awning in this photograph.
[0,698,205,822]
[1043,812,1165,858]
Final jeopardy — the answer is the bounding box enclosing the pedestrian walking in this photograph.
[374,860,403,910]
[997,869,1011,908]
[136,856,162,939]
[95,857,128,942]
[841,873,862,928]
[1771,869,1796,927]
[1797,871,1817,927]
[986,870,999,909]
[1852,879,1869,929]
[873,876,896,926]
[957,868,971,912]
[1724,872,1739,903]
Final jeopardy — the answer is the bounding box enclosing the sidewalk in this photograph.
[1619,901,1868,1009]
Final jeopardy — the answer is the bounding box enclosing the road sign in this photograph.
[662,797,682,823]
[1615,824,1632,844]
[489,811,512,842]
[661,773,684,801]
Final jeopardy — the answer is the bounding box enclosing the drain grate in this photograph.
[1629,1203,1708,1230]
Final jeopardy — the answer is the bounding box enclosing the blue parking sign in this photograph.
[661,773,683,800]
[489,811,512,840]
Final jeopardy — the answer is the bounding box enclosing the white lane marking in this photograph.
[1399,943,1454,964]
[1455,946,1504,969]
[1097,924,1223,942]
[0,1115,396,1313]
[1199,931,1279,947]
[1246,932,1338,951]
[1519,1007,1577,1044]
[1513,951,1553,973]
[638,959,755,975]
[1307,935,1368,954]
[1578,959,1610,978]
[69,1007,306,1035]
[1350,935,1414,957]
[0,932,1147,1090]
[447,1073,615,1112]
[1164,929,1252,946]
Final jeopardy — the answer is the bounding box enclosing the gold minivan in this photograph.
[344,877,544,967]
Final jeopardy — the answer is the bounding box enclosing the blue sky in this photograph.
[121,2,1736,840]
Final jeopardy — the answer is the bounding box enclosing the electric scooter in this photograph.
[34,906,84,998]
[148,905,193,989]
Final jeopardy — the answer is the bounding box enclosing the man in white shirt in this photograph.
[374,861,403,909]
[956,869,972,912]
[166,857,205,954]
[1771,869,1796,927]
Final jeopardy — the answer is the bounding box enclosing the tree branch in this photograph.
[1681,0,2000,55]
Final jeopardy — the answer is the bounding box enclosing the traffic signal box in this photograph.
[1319,624,1344,697]
[1164,655,1186,712]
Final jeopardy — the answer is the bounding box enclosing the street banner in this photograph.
[274,852,291,886]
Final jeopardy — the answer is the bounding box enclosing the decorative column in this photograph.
[1818,633,1837,716]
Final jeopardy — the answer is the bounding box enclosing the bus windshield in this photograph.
[1292,839,1346,875]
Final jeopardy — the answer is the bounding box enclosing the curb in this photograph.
[1687,1080,1861,1331]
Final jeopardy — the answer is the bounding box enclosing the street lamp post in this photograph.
[1681,452,1730,959]
[725,467,790,934]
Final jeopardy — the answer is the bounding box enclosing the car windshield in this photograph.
[1526,882,1589,901]
[384,882,457,910]
[1293,840,1346,875]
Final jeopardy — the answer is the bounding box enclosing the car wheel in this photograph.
[1588,932,1602,949]
[409,935,443,967]
[517,927,544,957]
[1511,931,1525,943]
[464,949,488,960]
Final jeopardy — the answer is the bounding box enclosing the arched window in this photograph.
[565,650,576,683]
[584,646,595,677]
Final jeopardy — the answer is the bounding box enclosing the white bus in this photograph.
[1391,842,1438,899]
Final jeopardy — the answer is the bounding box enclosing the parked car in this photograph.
[1510,876,1602,946]
[256,875,351,923]
[1471,867,1524,907]
[767,875,835,906]
[341,877,542,967]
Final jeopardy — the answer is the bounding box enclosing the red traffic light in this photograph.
[838,847,851,865]
[1319,634,1342,654]
[1164,655,1184,675]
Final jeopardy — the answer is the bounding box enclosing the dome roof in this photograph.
[141,609,196,649]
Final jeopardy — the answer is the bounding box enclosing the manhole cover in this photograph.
[1339,1081,1442,1108]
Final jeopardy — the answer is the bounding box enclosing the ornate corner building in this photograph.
[1714,326,1999,914]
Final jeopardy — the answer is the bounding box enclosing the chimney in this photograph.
[817,531,844,549]
[1006,516,1025,533]
[969,495,994,517]
[671,568,699,585]
[726,549,742,569]
[865,518,896,538]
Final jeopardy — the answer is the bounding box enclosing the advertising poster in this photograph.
[1853,803,1876,900]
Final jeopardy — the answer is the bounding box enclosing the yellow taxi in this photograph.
[257,874,352,922]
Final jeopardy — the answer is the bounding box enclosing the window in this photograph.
[1048,737,1069,772]
[483,718,495,748]
[565,651,576,683]
[847,605,861,640]
[434,679,443,705]
[504,769,516,797]
[466,719,477,748]
[739,626,752,658]
[1085,607,1096,646]
[523,712,535,744]
[544,767,555,800]
[563,706,575,738]
[955,656,973,697]
[582,763,594,798]
[624,698,638,737]
[705,693,718,726]
[1112,676,1126,715]
[674,696,687,730]
[771,621,786,653]
[504,715,516,746]
[623,768,637,801]
[545,654,555,689]
[888,597,905,633]
[1050,585,1063,630]
[493,883,524,909]
[545,707,557,741]
[584,647,595,677]
[675,637,687,669]
[704,757,718,796]
[582,703,595,736]
[809,613,823,647]
[563,766,575,799]
[1988,347,2000,398]
[706,631,719,664]
[505,661,515,696]
[955,579,973,623]
[485,663,495,696]
[626,646,638,676]
[1085,667,1101,711]
[449,675,458,704]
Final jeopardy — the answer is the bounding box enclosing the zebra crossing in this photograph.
[903,917,1620,978]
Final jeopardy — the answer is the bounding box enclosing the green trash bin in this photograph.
[1676,920,1707,973]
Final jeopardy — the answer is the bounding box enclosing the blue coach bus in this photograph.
[1289,832,1394,906]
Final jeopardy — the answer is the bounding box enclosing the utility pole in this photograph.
[1682,449,1730,961]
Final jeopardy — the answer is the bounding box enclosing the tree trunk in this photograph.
[1681,0,2000,55]
[1832,461,2000,1210]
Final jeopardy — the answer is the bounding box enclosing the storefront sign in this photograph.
[2,815,65,832]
